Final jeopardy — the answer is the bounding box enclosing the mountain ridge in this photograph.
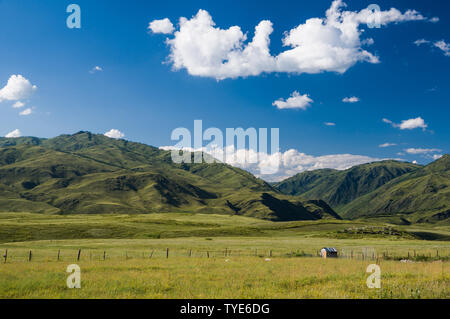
[275,160,421,207]
[0,132,340,221]
[275,156,449,223]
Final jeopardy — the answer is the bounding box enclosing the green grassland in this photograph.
[1,256,448,299]
[0,213,449,299]
[0,133,448,299]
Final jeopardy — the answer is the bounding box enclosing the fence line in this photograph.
[0,247,448,263]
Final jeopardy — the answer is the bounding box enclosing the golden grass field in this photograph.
[0,213,449,299]
[0,256,448,299]
[0,237,449,299]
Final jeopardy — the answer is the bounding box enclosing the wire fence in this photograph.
[1,247,449,263]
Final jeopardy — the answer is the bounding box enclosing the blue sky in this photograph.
[0,0,448,180]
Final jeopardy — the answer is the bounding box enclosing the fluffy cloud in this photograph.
[398,117,428,130]
[414,39,430,46]
[19,108,33,116]
[434,40,450,56]
[361,38,374,46]
[414,39,450,56]
[5,129,21,138]
[272,91,313,110]
[148,18,175,34]
[324,122,336,126]
[379,142,396,148]
[433,154,443,160]
[154,1,428,80]
[405,148,441,155]
[342,96,359,103]
[89,66,103,74]
[104,129,125,139]
[0,75,37,103]
[429,17,440,23]
[13,101,25,108]
[383,117,428,130]
[160,145,385,182]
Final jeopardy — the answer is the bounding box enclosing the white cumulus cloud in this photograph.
[104,129,125,139]
[155,1,428,80]
[0,75,37,103]
[5,129,21,138]
[19,108,33,116]
[13,101,25,108]
[414,39,450,57]
[383,117,428,130]
[379,143,397,148]
[342,96,360,103]
[160,145,386,182]
[324,122,336,126]
[405,148,441,155]
[434,40,450,56]
[148,18,175,34]
[414,39,430,46]
[398,117,428,130]
[89,66,103,74]
[272,91,313,110]
[429,17,440,23]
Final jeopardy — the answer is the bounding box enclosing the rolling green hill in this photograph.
[274,155,449,223]
[274,160,421,208]
[0,132,339,221]
[340,155,450,223]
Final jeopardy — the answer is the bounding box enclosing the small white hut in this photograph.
[321,247,338,259]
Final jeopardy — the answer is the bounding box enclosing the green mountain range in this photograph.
[0,132,340,221]
[1,132,448,224]
[275,156,450,223]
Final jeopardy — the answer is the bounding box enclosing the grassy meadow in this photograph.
[0,212,449,299]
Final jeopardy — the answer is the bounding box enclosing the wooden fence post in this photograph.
[77,249,81,261]
[103,251,106,261]
[29,250,32,262]
[166,248,169,259]
[189,249,192,257]
[270,250,272,257]
[150,251,154,259]
[57,250,60,261]
[4,249,7,263]
[207,251,209,258]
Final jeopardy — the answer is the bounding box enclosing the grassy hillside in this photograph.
[0,132,339,221]
[340,155,450,223]
[275,160,420,208]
